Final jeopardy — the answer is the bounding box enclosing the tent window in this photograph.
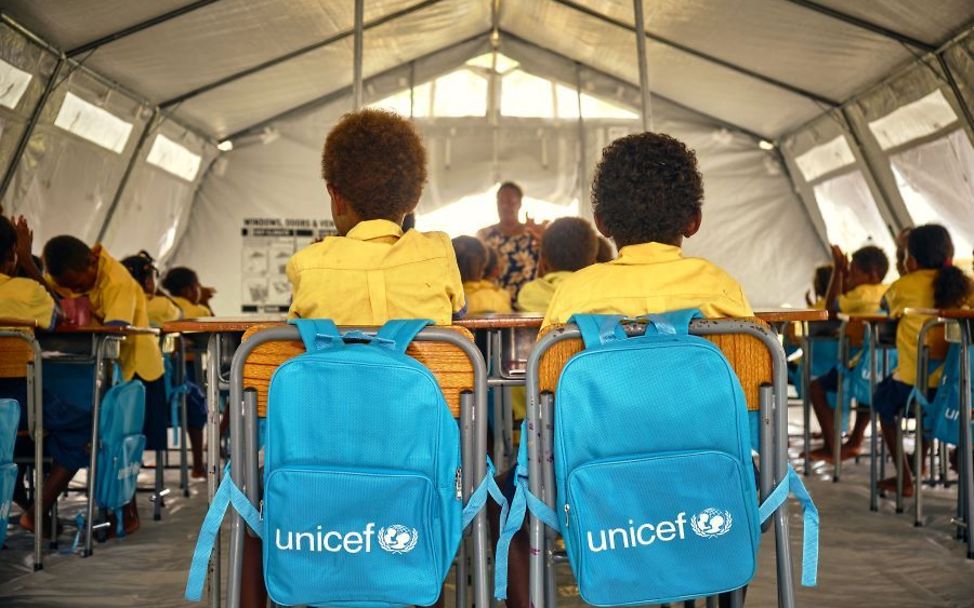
[431,69,487,117]
[370,82,432,118]
[53,92,133,153]
[794,135,856,183]
[868,90,958,151]
[466,52,519,74]
[146,133,202,182]
[811,170,895,259]
[890,129,974,255]
[502,70,638,120]
[0,58,32,110]
[418,185,578,236]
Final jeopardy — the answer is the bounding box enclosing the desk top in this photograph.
[455,313,544,330]
[0,318,37,328]
[163,315,287,334]
[753,309,829,323]
[46,324,159,336]
[835,313,891,323]
[904,307,974,320]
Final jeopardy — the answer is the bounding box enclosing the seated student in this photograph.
[805,245,889,462]
[0,216,56,328]
[237,109,462,608]
[873,224,972,497]
[28,236,171,534]
[516,217,598,313]
[453,236,512,314]
[497,133,752,608]
[805,264,833,309]
[484,245,504,285]
[162,267,214,318]
[122,252,182,326]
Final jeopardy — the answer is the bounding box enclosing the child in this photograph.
[805,265,833,309]
[873,224,972,496]
[484,245,504,285]
[499,133,752,608]
[0,215,56,328]
[453,236,512,314]
[162,267,214,318]
[516,217,598,313]
[122,252,182,326]
[805,245,889,462]
[32,236,171,534]
[595,236,615,263]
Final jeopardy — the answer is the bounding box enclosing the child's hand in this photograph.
[200,286,217,304]
[830,244,847,272]
[13,215,33,263]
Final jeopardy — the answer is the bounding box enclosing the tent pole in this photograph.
[936,53,974,138]
[575,62,589,216]
[632,0,652,131]
[409,61,416,119]
[0,57,64,206]
[352,0,364,110]
[96,111,160,244]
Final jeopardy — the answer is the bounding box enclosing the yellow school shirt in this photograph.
[146,295,183,327]
[516,271,572,313]
[171,296,212,319]
[542,242,752,327]
[885,269,937,387]
[79,249,164,382]
[837,283,887,314]
[287,219,465,325]
[463,280,512,314]
[0,273,56,328]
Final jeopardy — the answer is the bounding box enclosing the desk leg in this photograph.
[834,333,846,482]
[801,337,811,476]
[29,352,43,570]
[868,324,879,512]
[83,337,109,557]
[960,321,974,558]
[206,334,222,608]
[178,339,190,497]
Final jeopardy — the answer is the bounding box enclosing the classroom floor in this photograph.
[2,406,974,608]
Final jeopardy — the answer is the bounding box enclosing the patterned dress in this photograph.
[477,225,541,299]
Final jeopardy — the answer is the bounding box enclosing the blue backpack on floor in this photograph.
[186,319,501,607]
[0,399,19,548]
[497,311,818,606]
[95,373,146,534]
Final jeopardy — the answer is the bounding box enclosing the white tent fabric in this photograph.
[0,1,971,313]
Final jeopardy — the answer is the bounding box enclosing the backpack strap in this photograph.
[289,319,343,353]
[758,464,819,587]
[461,456,507,530]
[494,420,559,600]
[571,314,627,348]
[374,319,432,353]
[635,308,703,336]
[185,464,262,601]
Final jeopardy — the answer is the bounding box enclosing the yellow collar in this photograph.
[613,242,683,265]
[345,219,404,242]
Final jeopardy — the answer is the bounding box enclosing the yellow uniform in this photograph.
[542,242,752,327]
[70,249,164,382]
[146,294,183,327]
[837,283,887,315]
[0,273,56,328]
[516,271,572,313]
[171,296,212,319]
[287,219,464,325]
[884,269,937,386]
[463,280,512,314]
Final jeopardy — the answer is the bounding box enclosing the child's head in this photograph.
[43,235,99,293]
[0,216,16,275]
[121,251,158,295]
[322,109,427,236]
[452,236,487,283]
[596,237,615,263]
[162,267,202,303]
[541,217,598,273]
[812,265,832,299]
[591,132,703,249]
[907,224,972,308]
[484,246,503,281]
[847,246,888,288]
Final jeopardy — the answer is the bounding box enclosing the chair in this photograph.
[0,327,44,570]
[526,318,797,608]
[910,319,952,526]
[217,323,490,608]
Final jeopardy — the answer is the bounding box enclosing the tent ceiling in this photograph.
[2,0,973,140]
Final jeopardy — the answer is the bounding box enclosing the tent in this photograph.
[1,1,972,313]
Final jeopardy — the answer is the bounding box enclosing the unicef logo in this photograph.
[690,508,733,539]
[378,525,419,554]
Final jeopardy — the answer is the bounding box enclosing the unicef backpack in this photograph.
[95,373,147,535]
[0,399,19,548]
[496,311,818,606]
[185,319,500,607]
[914,344,974,446]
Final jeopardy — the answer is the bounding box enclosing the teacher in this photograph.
[476,182,545,299]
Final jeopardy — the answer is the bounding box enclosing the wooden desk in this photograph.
[162,314,287,335]
[754,308,829,323]
[456,313,543,330]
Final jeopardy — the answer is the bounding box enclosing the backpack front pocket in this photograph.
[96,434,145,510]
[564,451,759,606]
[263,466,440,607]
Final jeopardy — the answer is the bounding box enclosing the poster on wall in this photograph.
[240,217,336,312]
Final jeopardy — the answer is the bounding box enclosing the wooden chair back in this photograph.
[0,329,35,379]
[241,324,476,418]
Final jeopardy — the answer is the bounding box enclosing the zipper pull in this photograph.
[564,504,570,528]
[455,468,463,500]
[258,499,264,521]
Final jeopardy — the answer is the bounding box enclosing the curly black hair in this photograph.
[451,236,487,283]
[121,251,157,288]
[43,235,91,278]
[591,132,704,248]
[162,267,199,298]
[850,246,888,280]
[0,216,15,266]
[322,109,427,221]
[542,217,598,272]
[813,265,833,299]
[908,224,972,308]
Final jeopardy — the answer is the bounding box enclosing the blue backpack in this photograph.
[0,399,19,548]
[497,311,818,606]
[186,319,500,607]
[95,374,146,531]
[916,344,973,446]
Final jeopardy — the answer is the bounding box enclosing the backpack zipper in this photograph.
[564,503,570,528]
[455,467,463,500]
